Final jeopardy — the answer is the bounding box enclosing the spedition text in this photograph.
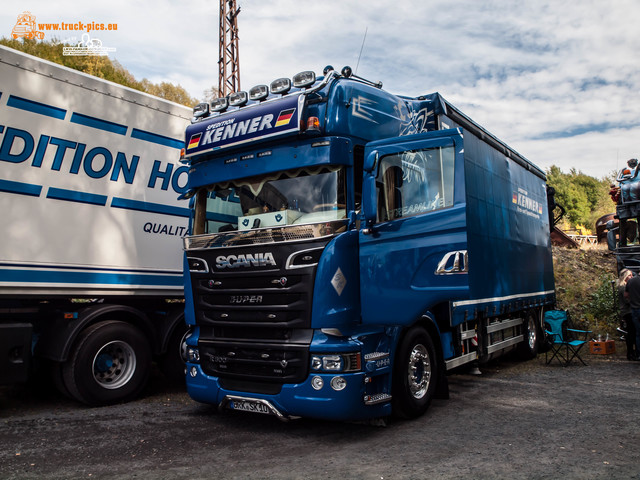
[0,125,188,194]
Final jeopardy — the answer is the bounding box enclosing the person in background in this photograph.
[618,269,637,360]
[624,270,640,360]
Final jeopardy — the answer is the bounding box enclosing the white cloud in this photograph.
[2,0,640,178]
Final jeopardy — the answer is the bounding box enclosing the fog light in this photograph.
[311,375,324,390]
[330,376,347,391]
[190,366,198,378]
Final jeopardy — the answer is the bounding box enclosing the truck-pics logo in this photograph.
[63,34,116,57]
[11,12,44,40]
[216,252,277,269]
[10,11,118,56]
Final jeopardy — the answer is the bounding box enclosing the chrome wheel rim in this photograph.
[92,341,136,389]
[527,315,537,349]
[407,343,431,399]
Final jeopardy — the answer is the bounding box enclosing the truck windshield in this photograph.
[193,166,346,234]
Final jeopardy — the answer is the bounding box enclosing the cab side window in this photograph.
[376,146,454,222]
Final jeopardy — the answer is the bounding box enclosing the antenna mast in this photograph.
[218,0,241,97]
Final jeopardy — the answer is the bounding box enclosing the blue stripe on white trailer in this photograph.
[111,197,190,218]
[2,94,183,150]
[131,128,183,149]
[46,187,108,206]
[0,262,180,276]
[70,112,128,135]
[7,95,66,120]
[0,179,42,197]
[0,268,183,287]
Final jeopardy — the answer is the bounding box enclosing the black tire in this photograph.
[62,321,151,406]
[517,310,540,359]
[159,324,189,384]
[392,326,439,419]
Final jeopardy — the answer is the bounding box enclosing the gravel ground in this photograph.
[1,344,639,480]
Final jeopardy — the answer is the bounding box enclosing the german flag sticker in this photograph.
[187,133,201,150]
[275,108,296,127]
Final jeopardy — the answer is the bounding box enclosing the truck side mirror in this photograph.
[363,150,379,173]
[362,173,377,226]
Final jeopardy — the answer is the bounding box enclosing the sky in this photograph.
[2,0,640,179]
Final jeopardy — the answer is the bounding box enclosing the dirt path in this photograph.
[1,346,639,479]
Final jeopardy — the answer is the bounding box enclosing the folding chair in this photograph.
[544,310,591,366]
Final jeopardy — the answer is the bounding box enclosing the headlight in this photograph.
[322,355,342,371]
[187,347,200,363]
[309,353,361,372]
[311,356,323,370]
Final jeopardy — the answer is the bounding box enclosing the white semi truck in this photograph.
[0,45,192,405]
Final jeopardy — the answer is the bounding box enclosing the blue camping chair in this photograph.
[544,310,591,366]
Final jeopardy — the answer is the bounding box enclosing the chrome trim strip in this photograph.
[486,317,523,334]
[184,219,348,251]
[285,246,325,270]
[220,395,288,421]
[186,257,209,273]
[435,250,468,275]
[486,335,523,354]
[445,352,477,370]
[452,289,555,308]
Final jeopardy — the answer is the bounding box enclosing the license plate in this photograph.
[230,399,272,415]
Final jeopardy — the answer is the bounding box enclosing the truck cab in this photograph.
[181,67,554,421]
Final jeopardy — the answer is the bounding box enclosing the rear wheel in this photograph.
[517,310,539,359]
[392,326,438,419]
[62,321,151,406]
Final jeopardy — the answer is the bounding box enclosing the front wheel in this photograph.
[392,326,439,419]
[62,321,151,406]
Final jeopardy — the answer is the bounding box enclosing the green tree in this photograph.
[546,165,613,232]
[0,37,199,107]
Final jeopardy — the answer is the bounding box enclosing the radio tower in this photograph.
[218,0,241,97]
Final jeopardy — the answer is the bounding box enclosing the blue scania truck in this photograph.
[180,66,555,421]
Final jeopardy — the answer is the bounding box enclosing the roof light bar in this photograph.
[292,71,316,88]
[210,97,229,112]
[192,102,210,119]
[228,91,248,107]
[249,85,269,101]
[270,77,291,95]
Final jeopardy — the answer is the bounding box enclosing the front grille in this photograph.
[200,342,309,383]
[188,238,329,384]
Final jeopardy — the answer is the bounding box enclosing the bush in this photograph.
[584,274,617,335]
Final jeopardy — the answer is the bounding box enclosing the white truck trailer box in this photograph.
[0,45,192,404]
[0,45,191,296]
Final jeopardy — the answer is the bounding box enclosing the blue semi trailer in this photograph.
[180,66,555,421]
